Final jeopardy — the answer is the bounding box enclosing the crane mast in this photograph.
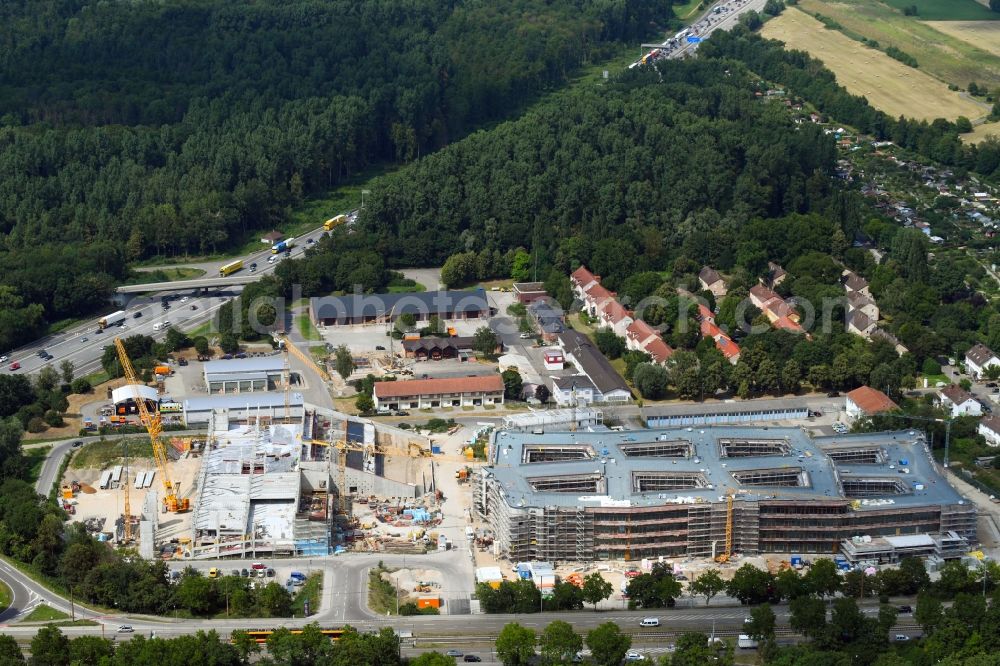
[114,338,190,513]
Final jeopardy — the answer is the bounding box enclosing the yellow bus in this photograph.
[323,214,347,231]
[219,259,243,277]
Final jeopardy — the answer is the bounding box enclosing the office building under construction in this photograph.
[474,427,976,562]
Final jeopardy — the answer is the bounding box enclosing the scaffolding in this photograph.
[527,473,605,494]
[822,447,886,465]
[718,437,792,458]
[840,476,910,497]
[731,467,808,487]
[619,440,692,458]
[522,444,594,464]
[631,471,708,493]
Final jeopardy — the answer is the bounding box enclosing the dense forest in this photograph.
[0,0,670,350]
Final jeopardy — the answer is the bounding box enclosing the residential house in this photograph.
[749,284,805,335]
[966,343,1000,379]
[542,350,564,371]
[643,337,674,365]
[842,270,871,297]
[557,330,632,404]
[847,292,880,322]
[261,230,284,246]
[936,385,983,418]
[871,329,909,356]
[700,319,741,364]
[846,386,899,421]
[625,319,659,352]
[569,266,599,300]
[847,310,877,338]
[979,415,1000,447]
[527,299,565,342]
[597,299,633,338]
[698,267,728,297]
[760,262,787,288]
[513,282,547,304]
[552,376,597,406]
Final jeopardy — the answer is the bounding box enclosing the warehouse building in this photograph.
[644,398,809,427]
[474,427,975,562]
[310,289,493,327]
[203,356,285,394]
[182,392,304,425]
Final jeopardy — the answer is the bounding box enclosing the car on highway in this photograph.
[462,657,481,663]
[894,634,910,641]
[0,355,6,363]
[897,605,912,613]
[190,305,198,310]
[519,332,532,339]
[639,617,660,627]
[81,337,88,342]
[445,650,463,657]
[40,353,53,361]
[8,362,19,371]
[180,297,189,303]
[71,441,84,448]
[133,311,142,318]
[118,625,134,633]
[250,265,257,273]
[37,350,47,357]
[307,238,315,245]
[625,652,646,662]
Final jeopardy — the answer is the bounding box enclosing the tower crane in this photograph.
[114,338,190,514]
[715,493,734,563]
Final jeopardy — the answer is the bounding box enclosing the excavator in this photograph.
[115,338,190,514]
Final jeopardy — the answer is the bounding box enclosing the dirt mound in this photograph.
[79,484,96,494]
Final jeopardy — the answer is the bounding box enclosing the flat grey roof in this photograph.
[207,372,269,383]
[184,392,303,411]
[485,426,965,510]
[311,289,490,319]
[203,356,284,375]
[644,398,808,419]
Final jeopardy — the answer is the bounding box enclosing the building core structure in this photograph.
[474,427,975,562]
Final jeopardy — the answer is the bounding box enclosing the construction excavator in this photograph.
[115,338,190,515]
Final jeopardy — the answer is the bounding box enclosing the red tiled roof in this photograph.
[701,320,740,359]
[749,284,778,304]
[626,319,658,343]
[374,375,503,398]
[773,315,804,333]
[847,386,898,415]
[643,337,674,363]
[584,283,613,303]
[570,266,597,287]
[601,299,631,325]
[697,304,715,322]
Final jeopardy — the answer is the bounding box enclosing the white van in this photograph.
[153,323,164,331]
[639,617,660,627]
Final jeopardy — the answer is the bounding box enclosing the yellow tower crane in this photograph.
[114,338,190,514]
[715,493,734,563]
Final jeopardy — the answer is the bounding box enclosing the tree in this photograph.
[193,336,210,356]
[626,564,682,609]
[955,116,973,133]
[594,328,625,359]
[539,620,582,665]
[164,327,191,351]
[0,635,23,663]
[898,556,931,595]
[334,344,355,380]
[775,568,809,601]
[58,360,75,385]
[30,625,70,666]
[258,582,292,617]
[68,635,113,664]
[690,569,727,606]
[219,333,239,354]
[36,366,60,393]
[581,572,613,610]
[410,653,457,666]
[441,252,478,288]
[915,592,943,633]
[534,384,550,404]
[671,632,734,666]
[726,564,775,605]
[805,558,841,599]
[632,363,669,399]
[496,623,536,666]
[473,327,499,357]
[501,368,523,400]
[70,377,92,394]
[747,603,777,642]
[789,595,827,639]
[585,622,631,666]
[355,394,374,414]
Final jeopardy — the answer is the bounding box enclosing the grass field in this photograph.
[297,313,323,341]
[23,605,69,622]
[882,0,1000,20]
[962,121,1000,143]
[0,581,10,614]
[762,8,988,121]
[70,438,153,470]
[290,573,323,617]
[26,446,51,483]
[126,267,206,285]
[798,0,1000,90]
[925,20,1000,57]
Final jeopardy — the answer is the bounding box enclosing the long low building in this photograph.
[644,398,809,427]
[374,375,504,411]
[310,289,493,326]
[203,356,285,394]
[474,427,975,562]
[182,392,304,425]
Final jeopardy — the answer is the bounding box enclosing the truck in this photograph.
[99,310,127,329]
[271,238,296,254]
[219,259,243,277]
[323,214,347,231]
[738,635,759,649]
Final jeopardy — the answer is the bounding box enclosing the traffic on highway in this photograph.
[1,210,358,379]
[629,0,764,68]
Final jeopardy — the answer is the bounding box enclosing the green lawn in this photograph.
[291,572,323,617]
[82,369,111,387]
[47,317,85,335]
[69,438,153,470]
[125,267,206,286]
[23,605,69,622]
[25,446,51,483]
[297,314,323,341]
[880,0,1000,20]
[0,581,11,614]
[184,320,214,339]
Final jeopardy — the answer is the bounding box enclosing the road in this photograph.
[1,219,343,380]
[632,0,768,67]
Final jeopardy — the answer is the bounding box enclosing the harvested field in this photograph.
[798,0,1000,90]
[962,122,1000,144]
[762,8,987,121]
[925,21,1000,58]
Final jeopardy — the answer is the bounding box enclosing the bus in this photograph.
[238,628,345,644]
[323,214,347,231]
[220,260,243,277]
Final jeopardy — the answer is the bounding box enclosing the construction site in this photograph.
[59,337,476,560]
[474,426,977,564]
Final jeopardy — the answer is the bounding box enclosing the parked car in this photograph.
[178,358,188,366]
[826,391,840,398]
[118,625,134,633]
[393,410,410,417]
[241,569,250,577]
[375,345,386,351]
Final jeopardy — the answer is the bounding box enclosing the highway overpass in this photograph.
[116,274,261,294]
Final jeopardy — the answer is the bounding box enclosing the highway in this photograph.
[1,218,345,380]
[632,0,768,67]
